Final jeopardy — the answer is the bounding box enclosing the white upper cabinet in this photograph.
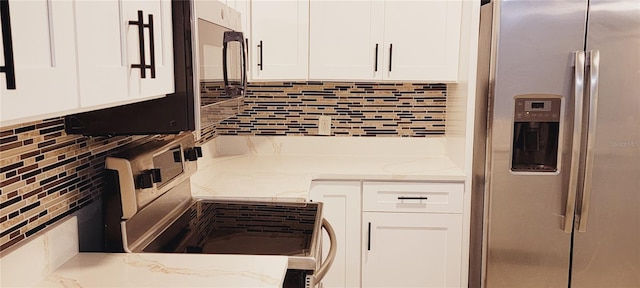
[75,1,128,108]
[250,0,308,80]
[309,0,384,81]
[1,0,174,126]
[382,0,462,81]
[232,0,250,33]
[1,0,78,124]
[122,0,174,99]
[309,0,462,82]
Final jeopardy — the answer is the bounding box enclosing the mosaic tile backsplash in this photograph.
[1,81,447,252]
[0,118,149,251]
[213,81,447,138]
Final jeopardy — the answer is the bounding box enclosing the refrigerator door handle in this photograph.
[577,50,600,232]
[564,50,586,233]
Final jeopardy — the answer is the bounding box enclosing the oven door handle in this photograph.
[313,218,337,285]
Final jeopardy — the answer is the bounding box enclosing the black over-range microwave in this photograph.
[65,0,246,136]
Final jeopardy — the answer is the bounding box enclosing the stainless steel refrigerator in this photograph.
[472,0,640,287]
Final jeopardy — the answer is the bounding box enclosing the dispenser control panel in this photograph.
[514,98,561,122]
[511,95,561,172]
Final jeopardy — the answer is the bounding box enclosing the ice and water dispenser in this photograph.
[511,95,561,172]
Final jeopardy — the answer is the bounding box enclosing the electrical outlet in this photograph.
[318,116,331,135]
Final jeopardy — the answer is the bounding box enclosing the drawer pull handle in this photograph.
[397,196,429,200]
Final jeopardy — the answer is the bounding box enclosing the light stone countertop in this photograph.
[35,253,288,288]
[190,136,466,202]
[191,154,465,202]
[2,217,287,288]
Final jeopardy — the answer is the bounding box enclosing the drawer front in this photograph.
[363,181,463,213]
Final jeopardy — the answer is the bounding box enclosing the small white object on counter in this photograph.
[35,253,288,288]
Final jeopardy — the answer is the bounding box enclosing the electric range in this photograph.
[103,133,335,287]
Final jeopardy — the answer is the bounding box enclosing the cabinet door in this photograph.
[309,0,383,80]
[123,0,174,99]
[1,0,78,125]
[309,181,361,288]
[234,0,250,33]
[250,0,308,80]
[382,0,462,81]
[75,1,129,108]
[233,0,250,76]
[362,212,463,288]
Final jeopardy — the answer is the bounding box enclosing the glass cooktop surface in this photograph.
[142,200,319,256]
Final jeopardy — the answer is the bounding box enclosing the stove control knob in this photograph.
[149,168,162,183]
[136,168,161,189]
[136,172,153,189]
[184,147,203,161]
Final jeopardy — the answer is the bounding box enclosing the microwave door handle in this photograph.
[241,35,247,91]
[223,36,229,89]
[564,50,586,233]
[245,38,249,70]
[577,50,600,232]
[223,31,246,95]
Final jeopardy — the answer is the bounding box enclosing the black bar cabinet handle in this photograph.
[1,0,16,89]
[388,43,393,72]
[374,44,379,72]
[367,222,371,251]
[129,10,147,78]
[397,196,429,200]
[257,40,263,70]
[145,14,156,78]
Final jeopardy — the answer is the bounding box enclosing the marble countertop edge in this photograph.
[35,253,289,288]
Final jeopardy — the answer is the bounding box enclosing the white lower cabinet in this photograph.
[362,212,462,288]
[309,181,362,288]
[310,180,464,288]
